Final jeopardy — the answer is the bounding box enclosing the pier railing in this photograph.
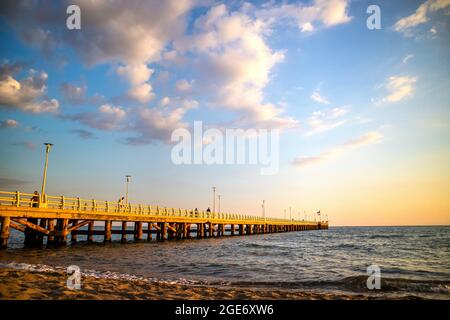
[0,190,324,224]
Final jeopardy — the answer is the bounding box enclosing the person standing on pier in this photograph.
[118,196,125,211]
[31,191,39,208]
[206,207,211,218]
[194,208,199,217]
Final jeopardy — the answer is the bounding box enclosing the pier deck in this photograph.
[0,191,328,248]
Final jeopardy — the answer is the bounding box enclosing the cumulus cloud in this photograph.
[0,0,195,106]
[175,79,194,92]
[175,4,297,130]
[60,82,87,104]
[70,129,97,140]
[0,62,59,113]
[293,131,382,167]
[125,97,198,144]
[394,0,450,36]
[1,119,19,128]
[379,76,417,104]
[305,107,349,136]
[65,104,126,131]
[256,0,352,32]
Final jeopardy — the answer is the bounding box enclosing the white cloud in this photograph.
[159,96,171,107]
[394,0,450,36]
[116,64,154,86]
[125,107,188,145]
[293,131,382,167]
[67,104,126,131]
[310,91,330,104]
[117,63,155,103]
[380,76,417,104]
[305,107,349,136]
[256,0,352,33]
[0,63,59,113]
[60,82,87,104]
[402,54,415,64]
[175,79,194,92]
[1,119,19,128]
[176,4,297,130]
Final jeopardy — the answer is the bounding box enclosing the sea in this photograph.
[0,226,449,299]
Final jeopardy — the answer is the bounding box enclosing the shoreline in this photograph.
[0,268,425,300]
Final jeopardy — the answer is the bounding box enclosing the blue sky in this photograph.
[0,0,449,225]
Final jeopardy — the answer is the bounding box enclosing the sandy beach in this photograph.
[0,268,375,300]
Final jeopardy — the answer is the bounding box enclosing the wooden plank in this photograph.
[67,220,90,232]
[9,220,25,233]
[12,218,50,235]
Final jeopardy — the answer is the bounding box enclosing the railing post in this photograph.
[92,199,96,211]
[106,201,109,212]
[61,196,65,210]
[15,191,20,207]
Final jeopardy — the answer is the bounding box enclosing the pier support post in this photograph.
[71,220,78,243]
[167,223,175,240]
[87,221,94,242]
[134,222,143,240]
[0,217,10,248]
[208,223,213,237]
[147,222,152,241]
[104,220,112,242]
[24,218,39,246]
[53,219,68,245]
[199,223,203,238]
[121,221,127,242]
[36,219,47,245]
[47,219,55,243]
[184,223,190,239]
[230,224,234,236]
[159,222,167,241]
[239,224,244,235]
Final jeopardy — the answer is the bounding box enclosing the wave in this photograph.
[227,275,450,295]
[1,262,449,297]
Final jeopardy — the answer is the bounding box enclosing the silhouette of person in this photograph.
[31,191,39,208]
[118,196,125,210]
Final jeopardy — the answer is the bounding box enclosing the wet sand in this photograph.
[0,268,372,300]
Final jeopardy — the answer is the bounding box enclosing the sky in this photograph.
[0,0,449,226]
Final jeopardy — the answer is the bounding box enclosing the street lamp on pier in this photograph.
[125,175,131,205]
[40,143,53,204]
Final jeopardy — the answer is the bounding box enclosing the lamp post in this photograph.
[212,187,216,213]
[218,195,221,214]
[40,143,53,203]
[262,200,265,219]
[125,175,131,205]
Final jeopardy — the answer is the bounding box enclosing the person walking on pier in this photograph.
[31,191,39,208]
[206,207,211,218]
[118,196,125,211]
[194,208,199,217]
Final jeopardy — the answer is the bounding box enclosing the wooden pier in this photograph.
[0,191,328,248]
